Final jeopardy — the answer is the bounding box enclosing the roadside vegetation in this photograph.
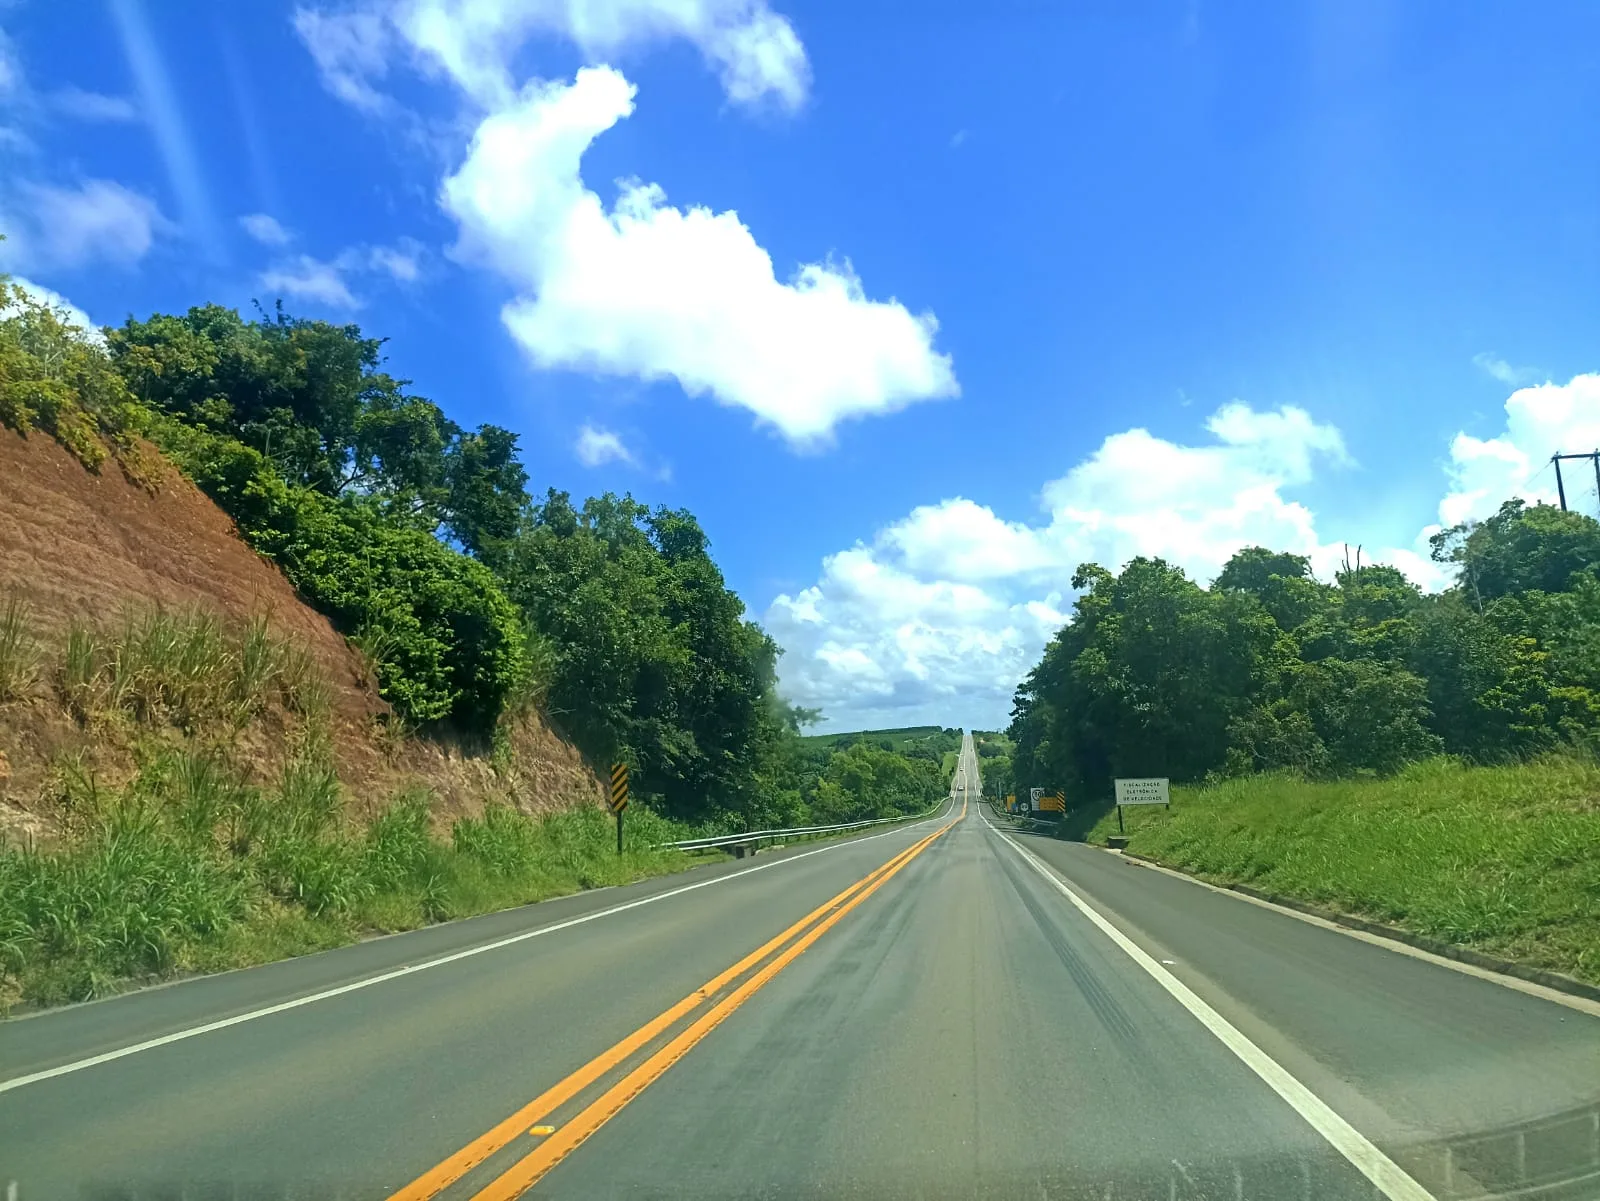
[764,727,951,827]
[1009,504,1600,793]
[1081,755,1600,985]
[1004,484,1600,981]
[972,730,1014,799]
[0,600,701,1008]
[0,279,946,1006]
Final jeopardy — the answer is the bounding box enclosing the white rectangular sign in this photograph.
[1114,777,1169,806]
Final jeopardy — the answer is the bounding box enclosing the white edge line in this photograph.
[986,823,1438,1201]
[1108,847,1600,1018]
[0,804,952,1096]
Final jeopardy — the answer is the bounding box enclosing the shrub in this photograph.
[146,418,528,731]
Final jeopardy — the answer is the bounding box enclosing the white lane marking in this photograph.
[1112,847,1600,1018]
[0,805,952,1096]
[988,826,1437,1201]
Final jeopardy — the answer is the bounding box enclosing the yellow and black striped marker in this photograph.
[609,763,629,814]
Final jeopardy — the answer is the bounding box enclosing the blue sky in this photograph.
[4,0,1600,732]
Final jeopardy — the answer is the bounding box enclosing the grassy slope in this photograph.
[1081,756,1600,984]
[0,602,708,1010]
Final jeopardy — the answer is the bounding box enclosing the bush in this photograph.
[0,280,150,472]
[149,417,528,730]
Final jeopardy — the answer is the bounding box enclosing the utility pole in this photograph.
[1550,451,1600,514]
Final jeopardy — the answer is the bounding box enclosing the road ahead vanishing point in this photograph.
[5,733,1600,1199]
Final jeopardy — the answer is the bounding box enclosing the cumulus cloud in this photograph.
[260,254,359,308]
[255,237,423,308]
[364,240,421,280]
[2,276,102,341]
[574,424,635,467]
[766,402,1435,731]
[1437,373,1600,528]
[240,212,293,245]
[294,3,952,444]
[441,67,955,444]
[0,30,162,271]
[296,0,810,113]
[0,179,164,270]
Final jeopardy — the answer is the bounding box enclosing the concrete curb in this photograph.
[1118,848,1600,1008]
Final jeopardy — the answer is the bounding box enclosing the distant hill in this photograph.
[800,725,958,751]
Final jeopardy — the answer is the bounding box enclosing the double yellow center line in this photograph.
[388,802,964,1201]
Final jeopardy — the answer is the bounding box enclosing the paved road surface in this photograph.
[4,734,1600,1199]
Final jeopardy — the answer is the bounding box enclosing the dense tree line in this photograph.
[1009,502,1600,799]
[0,287,937,828]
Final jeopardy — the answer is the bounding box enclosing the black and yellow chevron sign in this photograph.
[1038,792,1066,813]
[609,763,629,814]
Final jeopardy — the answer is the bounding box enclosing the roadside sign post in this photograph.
[1112,777,1169,836]
[610,763,630,855]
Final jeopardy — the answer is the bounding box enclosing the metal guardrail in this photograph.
[661,794,953,853]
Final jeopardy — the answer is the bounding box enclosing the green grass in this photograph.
[0,593,39,702]
[0,749,700,1010]
[1081,755,1600,984]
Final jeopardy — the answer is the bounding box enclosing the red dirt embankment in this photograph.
[0,426,603,840]
[0,426,379,716]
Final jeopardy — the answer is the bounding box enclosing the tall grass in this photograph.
[0,748,697,1008]
[0,593,39,702]
[34,607,322,729]
[1088,754,1600,984]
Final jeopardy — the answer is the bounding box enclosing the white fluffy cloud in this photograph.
[440,67,956,444]
[0,26,164,272]
[255,238,423,307]
[240,212,293,245]
[574,423,635,467]
[2,276,102,341]
[0,179,164,270]
[294,3,954,444]
[260,254,359,308]
[365,240,420,281]
[1437,373,1600,528]
[296,0,809,113]
[766,402,1439,731]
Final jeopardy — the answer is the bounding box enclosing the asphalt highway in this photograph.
[4,734,1599,1199]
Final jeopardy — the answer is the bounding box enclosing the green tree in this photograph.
[495,491,780,823]
[1431,499,1600,602]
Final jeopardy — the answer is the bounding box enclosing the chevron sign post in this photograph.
[610,763,629,855]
